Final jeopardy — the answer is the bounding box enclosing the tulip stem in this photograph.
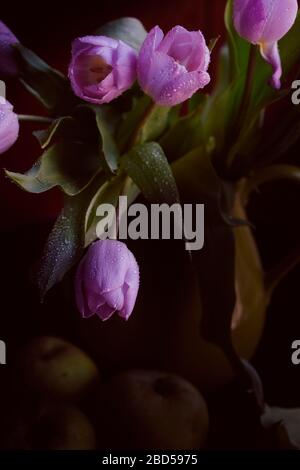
[125,100,157,152]
[227,45,257,169]
[239,45,257,122]
[18,115,53,124]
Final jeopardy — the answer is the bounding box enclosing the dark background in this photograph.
[0,0,300,410]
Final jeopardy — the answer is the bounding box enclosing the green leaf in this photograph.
[6,141,101,196]
[34,176,103,300]
[207,5,300,172]
[93,106,121,174]
[172,146,236,354]
[137,104,171,145]
[160,102,208,162]
[122,142,180,204]
[85,174,124,236]
[213,44,231,96]
[33,117,78,149]
[117,95,171,152]
[202,1,250,157]
[85,174,140,246]
[117,95,151,152]
[188,92,207,114]
[236,14,300,167]
[208,36,220,53]
[94,17,147,50]
[172,146,220,202]
[205,11,250,156]
[202,78,244,156]
[14,44,76,115]
[224,0,250,81]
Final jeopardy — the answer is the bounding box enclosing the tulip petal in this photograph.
[234,0,298,44]
[139,51,184,98]
[69,36,137,104]
[233,0,266,43]
[114,65,134,90]
[75,240,140,322]
[260,0,298,43]
[137,25,210,105]
[115,41,138,67]
[0,100,19,154]
[114,41,138,90]
[137,26,164,89]
[82,72,115,101]
[260,41,282,89]
[158,26,210,72]
[75,265,94,319]
[87,291,106,314]
[71,36,117,56]
[119,251,139,320]
[96,303,116,321]
[156,69,210,106]
[82,240,129,294]
[103,287,125,312]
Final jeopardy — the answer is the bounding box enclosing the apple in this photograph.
[95,370,209,449]
[19,336,99,401]
[31,404,96,450]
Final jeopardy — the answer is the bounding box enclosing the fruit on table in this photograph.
[95,370,209,450]
[19,336,99,401]
[31,404,97,450]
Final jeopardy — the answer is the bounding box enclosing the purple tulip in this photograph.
[137,25,210,106]
[68,36,137,104]
[233,0,298,89]
[0,21,19,77]
[75,240,140,321]
[0,99,19,154]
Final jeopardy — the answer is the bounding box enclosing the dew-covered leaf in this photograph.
[122,142,180,205]
[34,176,103,299]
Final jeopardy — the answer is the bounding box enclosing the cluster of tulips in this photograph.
[0,0,298,323]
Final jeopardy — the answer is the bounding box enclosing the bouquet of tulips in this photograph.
[1,0,300,450]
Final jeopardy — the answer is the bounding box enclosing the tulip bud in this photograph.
[137,25,210,106]
[75,240,139,321]
[0,99,19,154]
[233,0,298,89]
[0,21,19,77]
[68,36,137,104]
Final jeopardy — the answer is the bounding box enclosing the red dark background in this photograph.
[1,0,300,413]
